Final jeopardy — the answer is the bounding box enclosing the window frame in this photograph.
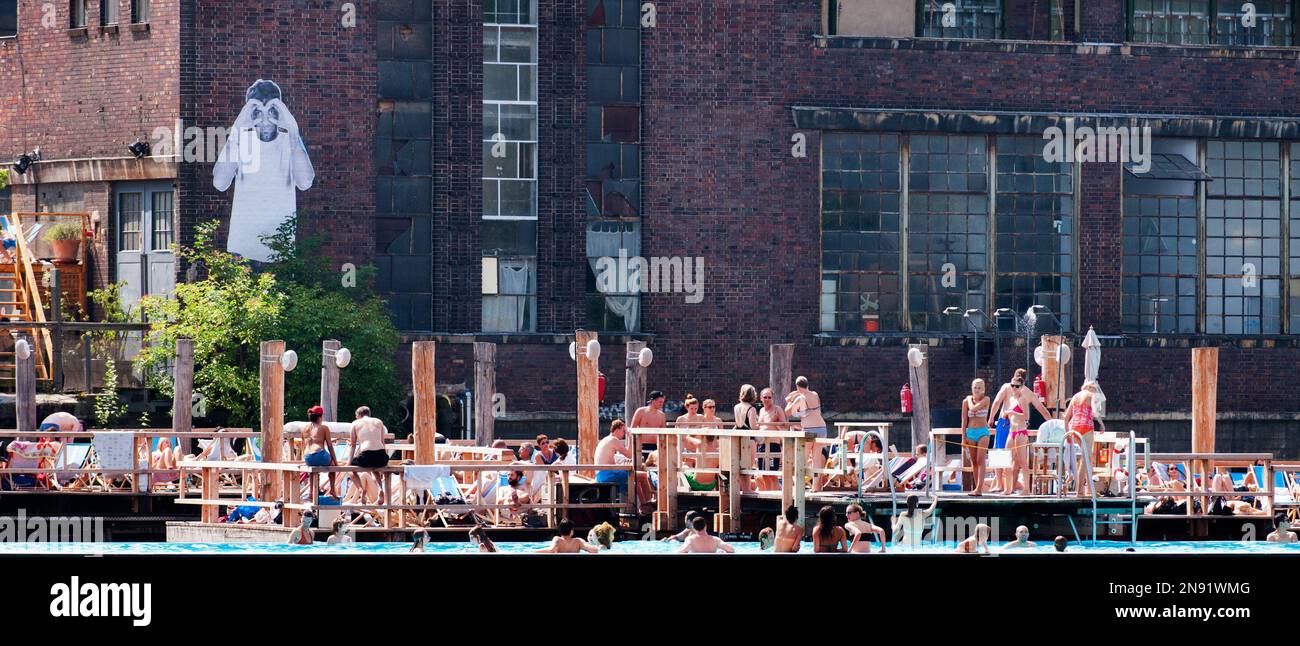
[0,0,15,39]
[1127,0,1299,46]
[916,0,1006,40]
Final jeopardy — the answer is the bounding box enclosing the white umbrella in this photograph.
[1082,326,1107,418]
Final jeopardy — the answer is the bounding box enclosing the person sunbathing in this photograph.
[679,515,734,553]
[1001,525,1038,550]
[496,471,532,525]
[536,519,599,553]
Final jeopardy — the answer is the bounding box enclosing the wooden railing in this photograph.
[173,460,634,530]
[1140,452,1276,518]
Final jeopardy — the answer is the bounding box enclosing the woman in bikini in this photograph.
[811,506,850,553]
[733,385,762,493]
[989,369,1054,495]
[891,494,937,549]
[1061,381,1102,497]
[960,379,992,496]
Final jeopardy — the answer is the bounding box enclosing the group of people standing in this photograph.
[959,369,1104,497]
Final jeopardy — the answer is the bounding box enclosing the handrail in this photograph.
[10,216,52,375]
[856,429,896,518]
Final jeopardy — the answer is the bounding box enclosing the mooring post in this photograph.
[173,339,194,441]
[575,330,600,480]
[412,341,436,465]
[320,339,340,423]
[716,434,742,534]
[260,340,286,501]
[15,331,37,434]
[654,432,679,532]
[474,342,496,446]
[908,344,931,454]
[1192,347,1219,484]
[769,343,793,403]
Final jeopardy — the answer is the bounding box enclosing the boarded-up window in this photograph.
[828,0,915,37]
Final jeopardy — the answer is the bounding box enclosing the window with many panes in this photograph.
[995,136,1074,331]
[482,0,538,332]
[1122,140,1200,334]
[1289,144,1300,332]
[820,133,1074,333]
[920,0,1003,39]
[0,0,15,38]
[119,193,143,253]
[907,135,989,331]
[151,191,174,249]
[1131,0,1294,45]
[821,133,903,332]
[1204,141,1282,334]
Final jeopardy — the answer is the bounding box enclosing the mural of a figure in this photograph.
[212,79,315,262]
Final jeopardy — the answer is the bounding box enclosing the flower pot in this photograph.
[51,238,81,263]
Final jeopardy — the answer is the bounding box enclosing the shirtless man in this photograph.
[756,388,788,491]
[956,523,991,554]
[1001,525,1038,550]
[593,419,654,508]
[774,505,804,553]
[630,390,667,450]
[347,406,389,504]
[301,405,338,497]
[679,515,735,553]
[785,376,828,490]
[1267,514,1298,543]
[674,394,706,465]
[536,519,600,553]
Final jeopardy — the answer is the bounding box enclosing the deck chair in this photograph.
[51,443,92,489]
[4,440,60,489]
[862,456,908,491]
[896,455,929,490]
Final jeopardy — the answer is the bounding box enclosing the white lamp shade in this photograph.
[15,339,30,360]
[585,339,601,362]
[280,349,299,372]
[335,347,352,369]
[907,347,924,368]
[569,341,577,361]
[637,347,653,367]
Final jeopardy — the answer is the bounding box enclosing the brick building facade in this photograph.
[3,0,1300,452]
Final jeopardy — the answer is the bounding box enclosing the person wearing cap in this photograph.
[301,405,338,497]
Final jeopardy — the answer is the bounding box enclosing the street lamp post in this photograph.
[944,306,988,381]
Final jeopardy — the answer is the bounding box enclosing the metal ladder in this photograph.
[1065,429,1140,546]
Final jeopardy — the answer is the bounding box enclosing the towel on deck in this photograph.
[403,465,451,492]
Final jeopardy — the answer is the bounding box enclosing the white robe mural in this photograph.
[212,79,315,262]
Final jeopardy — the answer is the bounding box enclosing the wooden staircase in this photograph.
[0,214,52,383]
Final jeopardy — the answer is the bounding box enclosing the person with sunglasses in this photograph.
[844,504,887,553]
[676,395,720,491]
[755,388,788,491]
[989,368,1053,495]
[531,434,560,466]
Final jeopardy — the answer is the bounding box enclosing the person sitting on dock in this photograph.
[496,470,533,524]
[812,505,849,553]
[683,433,719,492]
[955,523,991,554]
[536,519,600,554]
[674,394,706,463]
[774,505,803,553]
[1267,515,1298,543]
[844,504,887,553]
[1001,525,1038,550]
[532,435,560,466]
[679,515,734,553]
[347,406,390,504]
[892,494,937,549]
[287,511,315,545]
[516,442,536,463]
[594,419,654,512]
[301,405,338,498]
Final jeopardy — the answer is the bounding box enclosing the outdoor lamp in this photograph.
[629,347,653,368]
[568,339,601,362]
[334,347,352,369]
[280,349,299,372]
[15,339,31,361]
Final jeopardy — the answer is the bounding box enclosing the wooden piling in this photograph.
[15,332,36,434]
[908,344,931,452]
[654,433,679,531]
[474,342,497,446]
[769,343,794,403]
[172,339,194,436]
[320,339,340,423]
[1192,347,1218,455]
[716,436,742,533]
[576,331,600,477]
[412,341,437,465]
[260,340,285,500]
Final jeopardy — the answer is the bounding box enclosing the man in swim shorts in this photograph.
[348,406,389,503]
[593,419,654,508]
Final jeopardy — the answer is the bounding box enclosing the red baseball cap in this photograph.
[307,405,324,416]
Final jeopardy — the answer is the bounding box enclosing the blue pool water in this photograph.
[0,540,1296,555]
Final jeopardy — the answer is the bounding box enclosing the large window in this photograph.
[1122,140,1200,334]
[1205,141,1282,334]
[920,0,1003,39]
[1291,143,1300,332]
[907,135,988,331]
[2,0,16,37]
[995,136,1074,330]
[70,0,86,28]
[1130,0,1294,45]
[482,0,537,332]
[820,132,1073,333]
[821,133,902,332]
[101,0,118,25]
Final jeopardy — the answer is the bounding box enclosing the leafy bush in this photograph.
[136,217,401,428]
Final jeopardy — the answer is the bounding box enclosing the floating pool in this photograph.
[0,540,1297,555]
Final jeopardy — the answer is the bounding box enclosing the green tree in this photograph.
[136,218,401,428]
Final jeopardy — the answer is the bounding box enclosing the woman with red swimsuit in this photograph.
[1062,381,1102,497]
[989,368,1054,495]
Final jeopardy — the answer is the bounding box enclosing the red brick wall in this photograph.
[176,0,377,270]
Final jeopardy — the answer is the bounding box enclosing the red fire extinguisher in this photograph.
[900,383,913,414]
[1033,375,1047,400]
[598,371,607,403]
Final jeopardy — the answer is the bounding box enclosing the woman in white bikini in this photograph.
[891,494,937,549]
[989,369,1053,495]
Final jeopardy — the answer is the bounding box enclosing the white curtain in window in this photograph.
[483,259,533,331]
[587,222,640,332]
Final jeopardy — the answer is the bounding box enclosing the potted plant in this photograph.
[42,221,84,263]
